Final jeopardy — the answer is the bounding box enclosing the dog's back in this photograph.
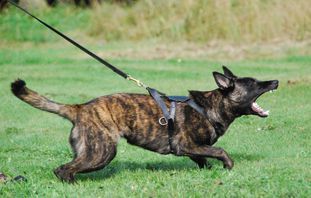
[11,79,173,153]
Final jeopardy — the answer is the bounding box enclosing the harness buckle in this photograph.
[158,117,168,125]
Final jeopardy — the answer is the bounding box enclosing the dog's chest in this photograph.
[175,107,219,146]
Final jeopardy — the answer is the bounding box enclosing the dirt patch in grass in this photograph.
[94,40,311,60]
[2,37,310,61]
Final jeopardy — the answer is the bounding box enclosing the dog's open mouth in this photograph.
[251,101,270,117]
[251,89,277,117]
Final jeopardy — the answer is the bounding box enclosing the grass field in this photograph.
[0,2,311,197]
[0,41,310,197]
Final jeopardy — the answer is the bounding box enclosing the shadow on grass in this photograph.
[76,158,194,181]
[76,152,263,181]
[231,152,263,162]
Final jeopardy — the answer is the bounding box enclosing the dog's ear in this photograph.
[222,65,237,79]
[213,72,233,90]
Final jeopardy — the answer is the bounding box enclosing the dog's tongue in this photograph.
[252,102,269,116]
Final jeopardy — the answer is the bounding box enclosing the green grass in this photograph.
[0,41,310,197]
[0,6,90,43]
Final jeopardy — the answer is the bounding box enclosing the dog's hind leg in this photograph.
[54,144,116,183]
[189,156,212,169]
[54,125,118,183]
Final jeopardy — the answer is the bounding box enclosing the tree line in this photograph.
[0,0,135,10]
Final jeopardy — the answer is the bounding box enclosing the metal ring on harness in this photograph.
[158,117,168,125]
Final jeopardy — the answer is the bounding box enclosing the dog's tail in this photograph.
[11,79,78,122]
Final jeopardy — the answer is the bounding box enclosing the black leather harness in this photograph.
[147,88,215,151]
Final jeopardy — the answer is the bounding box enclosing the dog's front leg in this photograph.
[181,146,234,169]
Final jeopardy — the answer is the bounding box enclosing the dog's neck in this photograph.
[189,89,237,136]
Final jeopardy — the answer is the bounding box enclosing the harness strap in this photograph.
[147,88,176,151]
[187,99,220,133]
[167,101,176,148]
[169,102,176,121]
[186,99,205,116]
[147,88,170,120]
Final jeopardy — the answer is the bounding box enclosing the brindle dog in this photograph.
[11,66,278,183]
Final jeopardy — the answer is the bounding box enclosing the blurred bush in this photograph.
[89,0,311,43]
[0,0,133,9]
[1,0,310,43]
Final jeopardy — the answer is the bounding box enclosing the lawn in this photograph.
[0,41,310,197]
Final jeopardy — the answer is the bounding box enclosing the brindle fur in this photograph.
[11,66,278,183]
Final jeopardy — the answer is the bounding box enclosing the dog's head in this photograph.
[212,66,278,117]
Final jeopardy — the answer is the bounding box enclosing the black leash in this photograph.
[8,0,147,87]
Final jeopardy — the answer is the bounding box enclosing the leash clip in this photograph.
[127,75,147,88]
[158,117,168,126]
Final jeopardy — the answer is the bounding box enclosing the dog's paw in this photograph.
[53,167,75,184]
[11,79,26,96]
[223,158,234,170]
